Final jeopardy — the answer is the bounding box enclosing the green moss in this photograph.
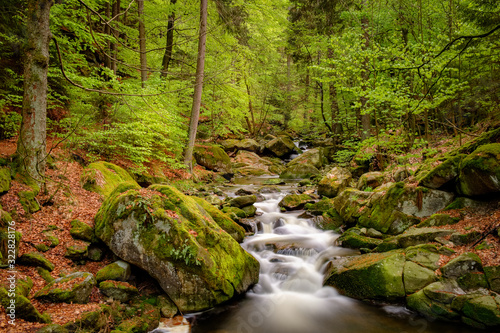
[81,161,140,198]
[278,194,314,210]
[37,267,55,283]
[338,230,382,250]
[0,167,11,192]
[18,252,55,271]
[0,287,51,323]
[70,219,97,243]
[18,190,40,213]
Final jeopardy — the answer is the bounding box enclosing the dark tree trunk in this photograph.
[161,0,177,78]
[184,0,208,173]
[138,0,147,87]
[17,0,53,186]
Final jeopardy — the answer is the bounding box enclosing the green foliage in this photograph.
[0,110,21,139]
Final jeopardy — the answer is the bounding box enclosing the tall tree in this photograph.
[16,0,53,185]
[184,0,208,173]
[138,0,148,87]
[161,0,177,78]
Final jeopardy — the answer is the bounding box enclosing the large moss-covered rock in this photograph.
[0,287,51,323]
[440,252,483,278]
[0,167,10,193]
[96,261,131,283]
[406,288,460,321]
[192,196,246,242]
[417,154,465,189]
[69,219,97,243]
[403,261,437,294]
[325,250,406,300]
[318,167,352,198]
[232,151,285,176]
[99,280,138,302]
[484,265,500,293]
[280,163,320,179]
[193,144,233,175]
[417,214,460,228]
[391,227,454,248]
[18,190,40,213]
[405,245,441,270]
[278,194,314,211]
[228,195,257,208]
[64,243,89,261]
[35,272,96,304]
[461,294,500,326]
[18,252,55,271]
[358,182,454,234]
[264,136,297,158]
[287,148,327,169]
[0,228,21,265]
[81,161,140,198]
[94,185,259,312]
[220,138,260,153]
[333,188,373,226]
[458,143,500,196]
[337,228,382,250]
[356,172,384,191]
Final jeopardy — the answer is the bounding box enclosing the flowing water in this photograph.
[187,178,479,333]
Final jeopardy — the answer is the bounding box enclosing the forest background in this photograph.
[0,0,499,176]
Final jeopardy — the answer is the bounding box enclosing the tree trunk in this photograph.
[161,0,177,78]
[138,0,147,87]
[284,53,292,129]
[245,78,255,136]
[17,0,53,186]
[111,0,120,74]
[360,8,371,141]
[184,0,208,173]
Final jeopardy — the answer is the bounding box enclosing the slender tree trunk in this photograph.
[360,10,371,140]
[104,2,112,69]
[161,0,177,78]
[184,0,207,173]
[284,53,292,129]
[17,0,53,186]
[111,0,120,74]
[245,78,255,136]
[138,0,147,87]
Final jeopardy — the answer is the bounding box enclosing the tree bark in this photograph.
[360,8,371,141]
[111,0,120,74]
[138,0,147,87]
[184,0,208,173]
[161,0,177,78]
[16,0,53,186]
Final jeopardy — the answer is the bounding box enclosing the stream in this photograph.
[185,177,480,333]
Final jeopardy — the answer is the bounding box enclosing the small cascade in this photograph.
[189,185,480,333]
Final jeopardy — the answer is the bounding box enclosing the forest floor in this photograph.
[0,132,500,332]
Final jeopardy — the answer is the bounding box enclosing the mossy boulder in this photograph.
[325,250,406,300]
[193,144,233,175]
[81,161,140,198]
[69,219,97,243]
[484,265,500,293]
[337,228,382,250]
[457,143,500,196]
[94,184,259,312]
[221,206,247,222]
[0,287,51,323]
[279,163,320,179]
[356,172,384,191]
[18,252,55,271]
[99,280,139,302]
[36,324,68,333]
[333,188,373,226]
[220,138,260,152]
[18,190,40,213]
[403,261,437,294]
[417,214,460,228]
[391,227,454,248]
[192,197,246,242]
[417,154,465,189]
[305,198,335,216]
[64,243,90,261]
[228,195,257,208]
[264,136,297,158]
[405,245,441,270]
[406,288,460,322]
[96,261,131,283]
[358,182,454,234]
[318,167,352,198]
[0,166,11,193]
[287,148,327,169]
[232,151,286,176]
[278,194,314,211]
[461,295,500,326]
[35,272,96,304]
[440,252,483,278]
[0,228,21,265]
